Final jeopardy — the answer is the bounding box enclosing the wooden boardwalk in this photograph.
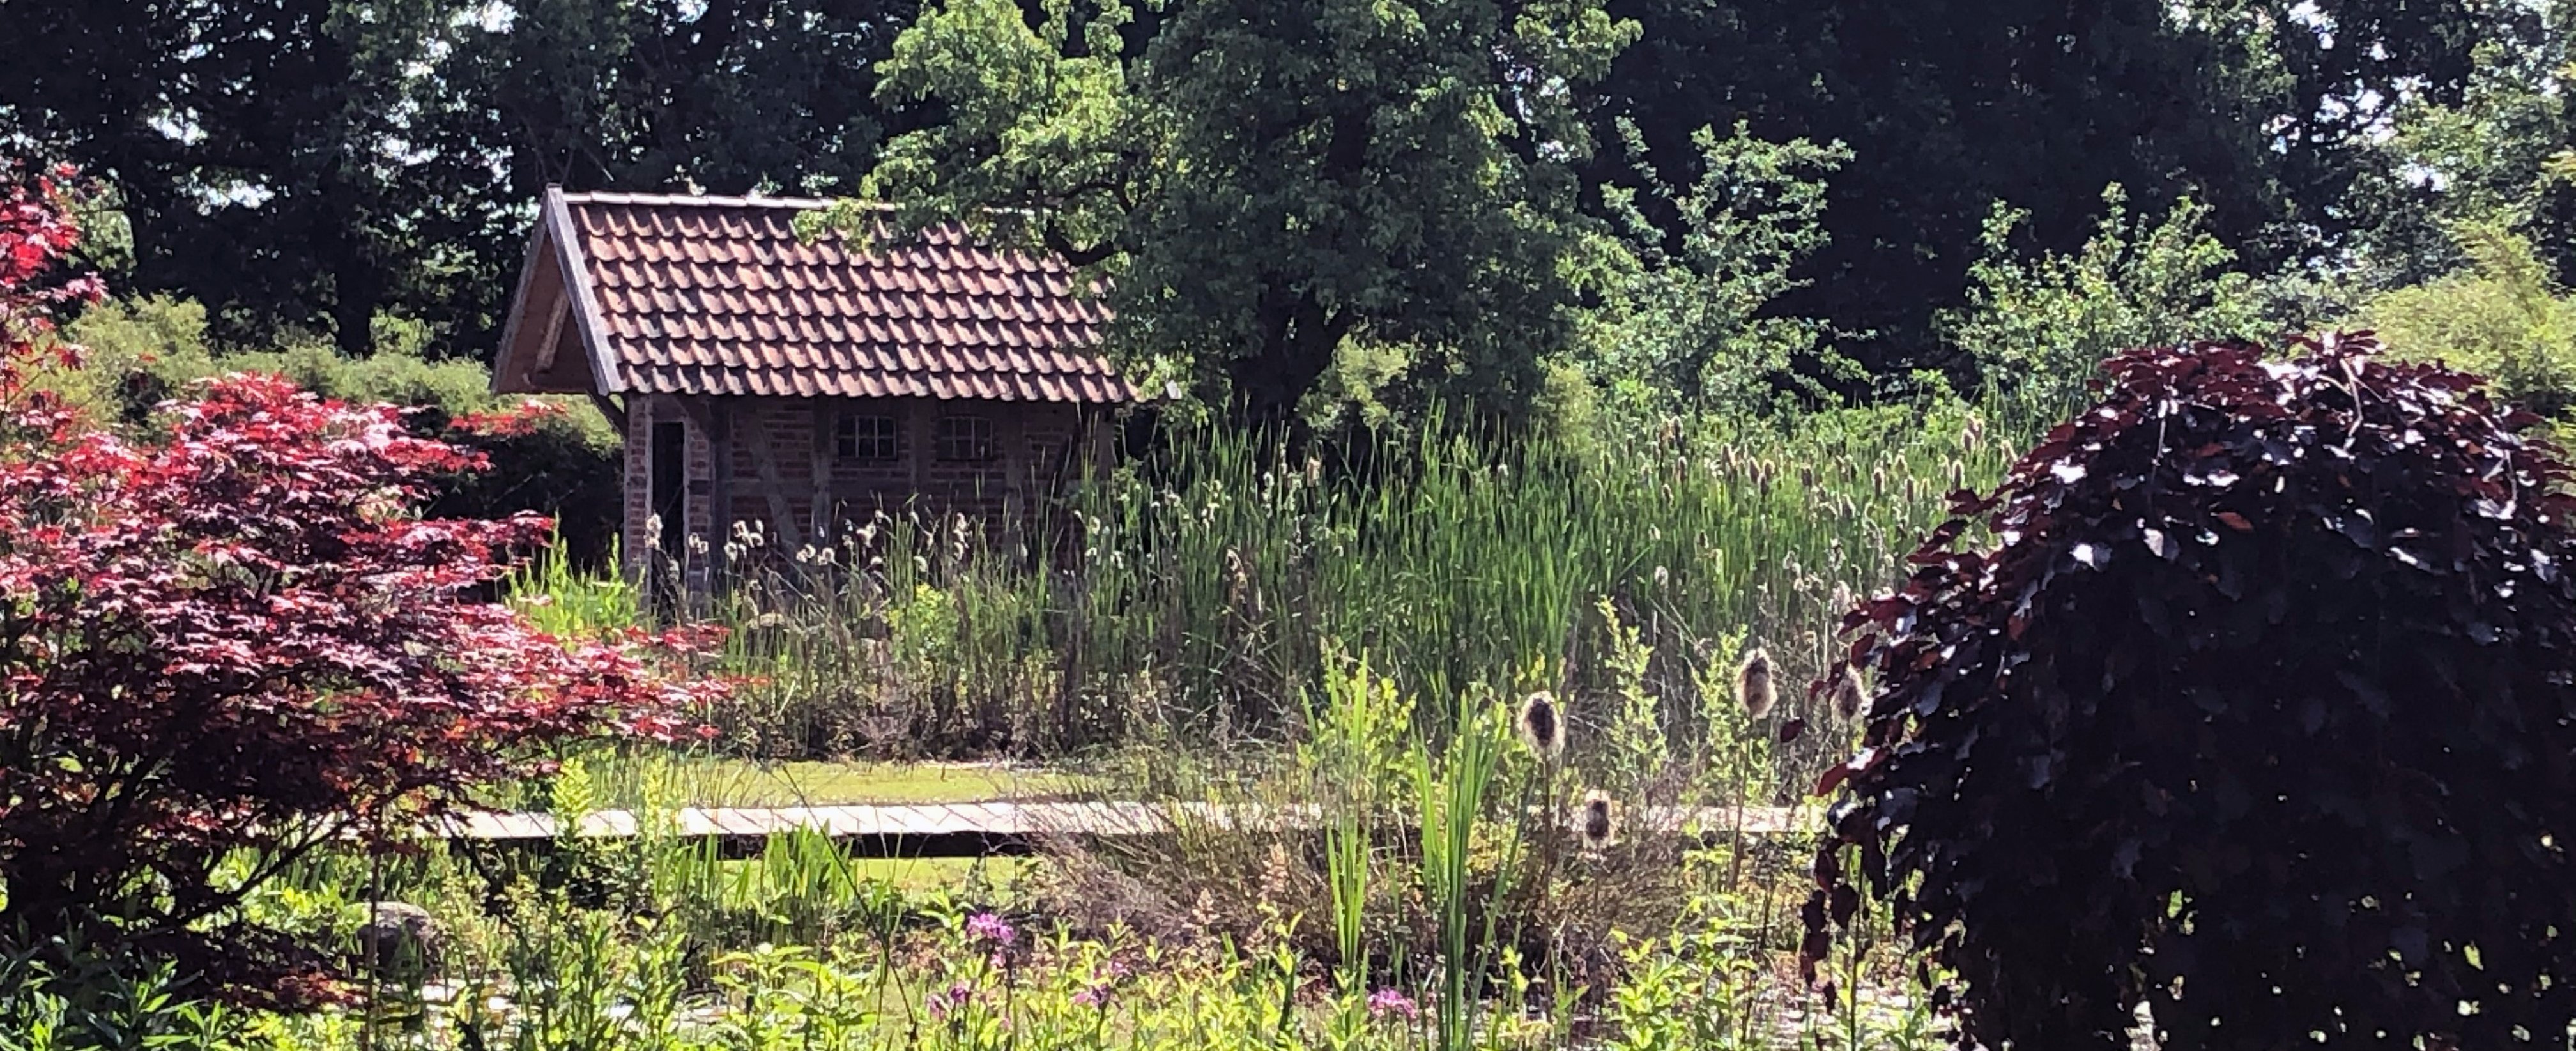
[433,801,1807,858]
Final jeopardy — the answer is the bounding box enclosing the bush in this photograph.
[1807,335,2576,1046]
[1944,185,2279,424]
[56,295,624,565]
[0,177,720,1002]
[2363,221,2576,424]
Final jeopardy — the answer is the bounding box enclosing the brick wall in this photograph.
[625,394,1095,581]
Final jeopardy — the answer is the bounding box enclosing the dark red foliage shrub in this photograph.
[1806,336,2576,1047]
[0,173,723,1002]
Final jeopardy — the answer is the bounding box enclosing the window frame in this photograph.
[835,412,901,462]
[935,414,997,463]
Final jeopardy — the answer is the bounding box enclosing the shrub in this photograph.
[1807,335,2576,1047]
[1944,185,2278,424]
[2364,221,2576,424]
[56,295,624,565]
[0,174,721,1002]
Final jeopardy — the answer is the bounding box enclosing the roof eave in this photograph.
[489,210,554,395]
[544,186,625,396]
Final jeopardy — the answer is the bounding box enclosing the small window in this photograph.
[937,415,995,462]
[836,413,900,460]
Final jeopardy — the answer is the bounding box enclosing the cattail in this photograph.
[1831,663,1867,720]
[1738,648,1777,719]
[1579,790,1617,849]
[1518,691,1566,761]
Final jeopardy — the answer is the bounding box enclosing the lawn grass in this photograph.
[578,749,1084,810]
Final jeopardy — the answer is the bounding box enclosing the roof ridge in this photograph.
[557,190,901,212]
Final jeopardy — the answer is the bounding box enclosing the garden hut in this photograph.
[490,188,1131,587]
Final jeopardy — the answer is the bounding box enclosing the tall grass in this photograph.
[521,398,2010,786]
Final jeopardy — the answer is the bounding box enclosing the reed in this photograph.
[516,399,2011,801]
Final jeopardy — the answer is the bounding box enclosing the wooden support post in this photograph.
[744,402,807,555]
[810,401,836,546]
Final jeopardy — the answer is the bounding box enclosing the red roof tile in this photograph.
[553,190,1128,403]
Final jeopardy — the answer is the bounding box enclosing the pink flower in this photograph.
[1072,983,1112,1008]
[1367,988,1420,1021]
[966,911,1016,946]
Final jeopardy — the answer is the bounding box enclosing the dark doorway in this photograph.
[650,420,686,606]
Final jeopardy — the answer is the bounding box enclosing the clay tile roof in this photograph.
[550,190,1129,403]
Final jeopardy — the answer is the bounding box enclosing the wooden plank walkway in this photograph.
[432,801,1807,858]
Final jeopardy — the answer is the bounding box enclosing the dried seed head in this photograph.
[1738,648,1777,719]
[1831,663,1867,720]
[1518,691,1566,761]
[1580,790,1617,849]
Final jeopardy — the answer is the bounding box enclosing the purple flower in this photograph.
[1367,988,1420,1021]
[1071,956,1131,1009]
[926,979,975,1020]
[965,911,1016,946]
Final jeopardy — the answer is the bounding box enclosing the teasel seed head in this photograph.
[1738,647,1777,719]
[1831,663,1867,721]
[1518,691,1566,761]
[1580,790,1618,849]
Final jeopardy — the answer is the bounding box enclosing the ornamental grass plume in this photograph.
[1580,790,1618,849]
[1738,648,1777,718]
[1517,689,1566,760]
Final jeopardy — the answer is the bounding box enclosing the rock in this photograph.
[355,901,441,979]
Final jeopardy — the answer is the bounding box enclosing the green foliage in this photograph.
[595,399,2004,765]
[57,295,625,564]
[1946,185,2277,422]
[1571,121,1851,419]
[1,0,910,357]
[860,0,1639,424]
[2340,6,2576,286]
[1590,0,2349,376]
[0,940,247,1051]
[1409,689,1512,1051]
[1813,336,2576,1046]
[5,0,2531,395]
[2363,222,2576,422]
[1300,656,1410,985]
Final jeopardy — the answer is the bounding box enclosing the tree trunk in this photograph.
[1236,290,1348,434]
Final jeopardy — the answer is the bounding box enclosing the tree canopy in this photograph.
[853,0,1636,425]
[0,0,916,358]
[0,0,2557,424]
